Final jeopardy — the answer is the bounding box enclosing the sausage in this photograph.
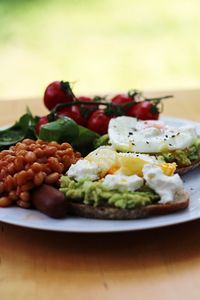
[30,184,68,218]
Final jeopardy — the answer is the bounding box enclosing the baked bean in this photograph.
[43,146,57,157]
[36,139,48,145]
[0,161,6,168]
[25,151,36,163]
[7,162,16,175]
[34,148,44,158]
[40,164,51,174]
[0,196,12,207]
[59,163,64,173]
[21,182,34,192]
[28,143,37,151]
[14,156,25,171]
[17,150,28,157]
[22,139,34,145]
[25,163,31,170]
[0,139,81,211]
[62,155,72,169]
[16,170,28,185]
[26,168,34,179]
[4,175,14,192]
[13,173,18,184]
[0,150,15,157]
[34,171,46,186]
[45,172,60,184]
[4,155,15,163]
[65,148,74,156]
[31,162,42,173]
[48,157,62,172]
[37,157,48,164]
[55,154,62,162]
[15,143,27,151]
[0,168,7,180]
[48,141,60,148]
[19,191,30,202]
[60,143,71,150]
[9,191,18,200]
[57,150,67,157]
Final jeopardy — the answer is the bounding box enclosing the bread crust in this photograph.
[176,156,200,175]
[68,190,189,220]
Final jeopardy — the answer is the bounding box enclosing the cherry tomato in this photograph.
[127,101,159,120]
[35,116,49,134]
[58,105,86,126]
[78,96,93,104]
[111,94,133,105]
[87,110,112,135]
[44,81,75,111]
[78,96,99,109]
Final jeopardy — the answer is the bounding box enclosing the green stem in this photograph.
[48,94,173,119]
[51,100,111,113]
[145,95,173,102]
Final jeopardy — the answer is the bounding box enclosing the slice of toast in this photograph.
[176,156,200,175]
[68,190,189,220]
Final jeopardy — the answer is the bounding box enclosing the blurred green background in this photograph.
[0,0,200,100]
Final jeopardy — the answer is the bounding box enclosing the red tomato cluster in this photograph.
[111,93,159,120]
[36,81,162,135]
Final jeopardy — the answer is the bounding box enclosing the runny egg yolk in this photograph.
[84,146,176,178]
[117,155,176,177]
[85,147,120,177]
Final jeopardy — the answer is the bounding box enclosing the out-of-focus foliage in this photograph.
[0,0,200,99]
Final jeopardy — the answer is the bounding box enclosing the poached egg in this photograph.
[66,147,183,203]
[108,116,198,153]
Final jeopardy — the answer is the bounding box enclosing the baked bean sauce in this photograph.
[0,139,81,208]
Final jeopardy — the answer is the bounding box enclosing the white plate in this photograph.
[0,116,200,232]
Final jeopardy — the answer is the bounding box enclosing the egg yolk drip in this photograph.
[85,147,176,178]
[117,155,176,177]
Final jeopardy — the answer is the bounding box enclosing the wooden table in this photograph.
[0,90,200,300]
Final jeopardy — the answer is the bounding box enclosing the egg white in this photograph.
[108,116,198,153]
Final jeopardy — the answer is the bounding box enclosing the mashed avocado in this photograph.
[157,139,200,167]
[60,176,160,209]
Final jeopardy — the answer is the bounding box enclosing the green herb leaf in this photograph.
[72,125,99,155]
[39,117,79,143]
[0,110,38,150]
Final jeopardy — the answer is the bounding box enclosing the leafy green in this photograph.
[0,108,38,150]
[39,116,79,143]
[0,109,100,154]
[39,116,100,154]
[72,125,99,155]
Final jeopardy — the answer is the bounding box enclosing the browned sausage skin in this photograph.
[30,184,68,218]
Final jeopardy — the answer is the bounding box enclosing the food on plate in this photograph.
[38,116,99,155]
[31,184,68,218]
[86,109,112,135]
[0,81,172,155]
[0,81,197,220]
[43,81,172,134]
[44,81,75,111]
[0,139,80,208]
[0,111,100,155]
[103,116,200,174]
[60,146,189,219]
[0,110,38,151]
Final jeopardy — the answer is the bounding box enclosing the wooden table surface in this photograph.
[0,90,200,300]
